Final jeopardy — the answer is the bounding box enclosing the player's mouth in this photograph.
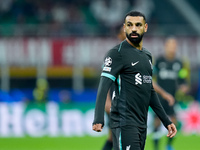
[130,33,139,38]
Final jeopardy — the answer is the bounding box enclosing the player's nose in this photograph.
[131,25,137,31]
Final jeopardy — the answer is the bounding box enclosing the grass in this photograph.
[0,136,105,150]
[145,133,200,150]
[0,133,199,150]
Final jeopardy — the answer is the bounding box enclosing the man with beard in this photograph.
[102,27,175,150]
[92,11,177,150]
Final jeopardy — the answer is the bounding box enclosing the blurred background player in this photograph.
[33,78,49,103]
[102,26,175,150]
[152,37,189,150]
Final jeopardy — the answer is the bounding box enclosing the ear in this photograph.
[123,23,125,32]
[144,23,148,33]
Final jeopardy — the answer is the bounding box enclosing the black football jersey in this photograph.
[99,40,170,128]
[154,56,186,97]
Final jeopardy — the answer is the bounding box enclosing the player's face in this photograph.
[165,38,177,58]
[124,16,148,45]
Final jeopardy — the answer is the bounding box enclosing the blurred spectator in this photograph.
[0,0,199,36]
[0,0,13,13]
[67,3,86,35]
[33,78,49,103]
[130,0,155,22]
[36,1,53,23]
[51,2,69,24]
[10,0,38,24]
[90,0,129,34]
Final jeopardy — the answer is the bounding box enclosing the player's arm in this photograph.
[177,64,190,94]
[150,87,177,138]
[105,89,112,114]
[153,81,175,106]
[92,77,113,132]
[152,57,175,105]
[150,88,171,127]
[93,45,123,132]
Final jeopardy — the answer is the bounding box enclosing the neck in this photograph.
[165,53,175,61]
[126,38,143,50]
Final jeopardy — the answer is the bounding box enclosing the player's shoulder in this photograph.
[155,55,165,65]
[143,47,152,57]
[156,55,165,61]
[107,41,124,55]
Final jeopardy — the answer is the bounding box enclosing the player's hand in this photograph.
[167,123,177,138]
[163,93,175,106]
[92,123,103,132]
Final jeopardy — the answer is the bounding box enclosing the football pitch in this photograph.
[0,133,199,150]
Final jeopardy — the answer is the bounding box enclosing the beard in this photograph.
[126,32,144,45]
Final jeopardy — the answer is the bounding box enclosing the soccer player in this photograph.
[102,26,174,150]
[92,11,177,150]
[153,37,189,150]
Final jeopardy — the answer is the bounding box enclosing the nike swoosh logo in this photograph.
[126,145,131,150]
[131,61,139,66]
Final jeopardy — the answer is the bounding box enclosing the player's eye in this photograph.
[136,23,142,27]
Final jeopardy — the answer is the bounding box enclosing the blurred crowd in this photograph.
[0,0,200,36]
[0,0,155,36]
[0,0,199,104]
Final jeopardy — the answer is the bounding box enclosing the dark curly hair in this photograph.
[124,11,146,23]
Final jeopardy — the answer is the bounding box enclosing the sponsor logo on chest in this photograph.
[135,73,152,85]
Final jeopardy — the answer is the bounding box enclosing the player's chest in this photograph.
[122,52,152,74]
[157,61,181,72]
[157,61,181,79]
